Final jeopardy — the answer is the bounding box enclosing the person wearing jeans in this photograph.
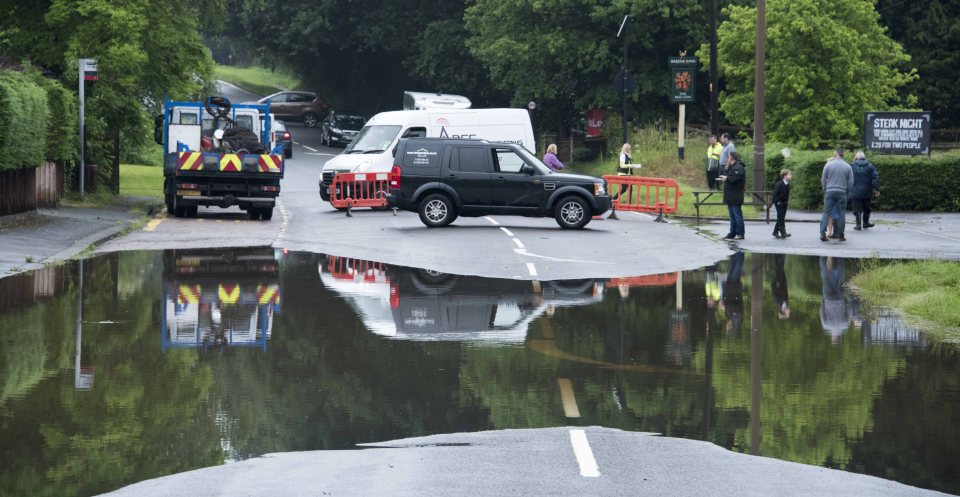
[720,151,746,240]
[819,148,854,242]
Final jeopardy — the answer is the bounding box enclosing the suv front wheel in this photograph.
[555,195,591,229]
[418,194,457,227]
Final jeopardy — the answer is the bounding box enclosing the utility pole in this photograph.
[709,0,719,136]
[618,15,630,147]
[752,0,766,192]
[78,60,85,198]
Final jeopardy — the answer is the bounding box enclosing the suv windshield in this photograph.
[345,125,401,153]
[334,116,366,129]
[516,147,552,175]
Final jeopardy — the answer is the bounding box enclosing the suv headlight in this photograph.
[594,182,606,196]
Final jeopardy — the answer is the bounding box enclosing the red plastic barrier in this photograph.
[327,172,395,209]
[603,175,682,214]
[608,272,679,288]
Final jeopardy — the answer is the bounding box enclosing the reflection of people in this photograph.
[820,256,852,342]
[542,144,566,172]
[722,252,744,333]
[704,267,721,310]
[771,254,789,319]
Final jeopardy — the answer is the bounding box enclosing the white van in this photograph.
[319,108,535,200]
[403,91,472,110]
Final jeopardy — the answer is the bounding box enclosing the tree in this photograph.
[706,0,916,147]
[877,0,960,128]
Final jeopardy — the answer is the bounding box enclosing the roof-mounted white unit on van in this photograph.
[403,91,472,110]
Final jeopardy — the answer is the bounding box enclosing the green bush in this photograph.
[37,79,78,163]
[781,153,960,211]
[572,147,596,162]
[0,70,48,170]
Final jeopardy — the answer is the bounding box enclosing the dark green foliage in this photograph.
[572,147,597,162]
[35,77,78,163]
[0,70,48,170]
[777,154,960,211]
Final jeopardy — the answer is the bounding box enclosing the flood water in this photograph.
[1,248,958,496]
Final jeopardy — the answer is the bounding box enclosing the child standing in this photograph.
[772,169,792,239]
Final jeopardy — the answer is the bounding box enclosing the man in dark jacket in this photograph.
[771,169,792,238]
[720,151,746,240]
[850,151,880,230]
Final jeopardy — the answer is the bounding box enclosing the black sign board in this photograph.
[613,70,636,93]
[864,111,931,155]
[668,57,698,103]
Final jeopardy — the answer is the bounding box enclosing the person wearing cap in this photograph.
[819,148,854,242]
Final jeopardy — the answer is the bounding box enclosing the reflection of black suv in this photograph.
[387,138,611,229]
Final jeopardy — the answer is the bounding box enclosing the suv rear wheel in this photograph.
[555,195,591,229]
[303,112,320,127]
[418,193,456,227]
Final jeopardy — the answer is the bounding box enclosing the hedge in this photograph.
[0,70,48,170]
[764,152,960,211]
[36,78,78,163]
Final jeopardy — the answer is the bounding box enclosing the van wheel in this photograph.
[418,194,456,227]
[555,195,590,229]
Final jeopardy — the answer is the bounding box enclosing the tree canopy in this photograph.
[705,0,916,147]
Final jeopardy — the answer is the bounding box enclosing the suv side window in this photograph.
[289,93,313,103]
[457,147,489,173]
[493,148,526,174]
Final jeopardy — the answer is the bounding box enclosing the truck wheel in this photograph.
[186,206,198,218]
[418,194,456,227]
[554,195,591,229]
[165,197,174,215]
[248,209,261,220]
[303,112,320,128]
[261,208,274,221]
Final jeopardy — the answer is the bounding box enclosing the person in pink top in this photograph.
[542,143,565,171]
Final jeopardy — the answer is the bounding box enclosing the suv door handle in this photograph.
[448,173,457,178]
[496,175,505,181]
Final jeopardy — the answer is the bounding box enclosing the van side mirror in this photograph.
[153,115,163,145]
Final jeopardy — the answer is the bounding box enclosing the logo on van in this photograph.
[435,117,450,125]
[406,147,437,165]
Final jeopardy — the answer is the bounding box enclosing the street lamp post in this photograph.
[618,15,630,147]
[709,0,719,136]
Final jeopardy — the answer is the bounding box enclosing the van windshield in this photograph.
[344,125,401,154]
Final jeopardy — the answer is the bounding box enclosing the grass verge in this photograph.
[849,260,960,341]
[62,164,164,208]
[214,64,301,97]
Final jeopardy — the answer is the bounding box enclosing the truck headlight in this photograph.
[595,182,606,196]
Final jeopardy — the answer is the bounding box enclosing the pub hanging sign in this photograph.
[668,56,698,103]
[864,111,931,155]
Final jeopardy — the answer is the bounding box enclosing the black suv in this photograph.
[387,138,611,229]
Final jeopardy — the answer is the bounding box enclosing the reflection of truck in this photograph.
[156,96,284,220]
[317,256,602,343]
[161,248,282,352]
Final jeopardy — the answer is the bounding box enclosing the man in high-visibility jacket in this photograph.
[705,134,723,190]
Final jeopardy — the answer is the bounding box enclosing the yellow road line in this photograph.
[558,378,581,418]
[144,219,164,232]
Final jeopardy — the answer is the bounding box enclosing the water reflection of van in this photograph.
[162,248,282,352]
[318,256,602,343]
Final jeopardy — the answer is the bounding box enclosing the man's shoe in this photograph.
[854,225,861,231]
[733,235,744,240]
[820,234,829,242]
[773,233,781,239]
[782,233,792,238]
[838,235,846,242]
[723,234,735,239]
[866,223,875,228]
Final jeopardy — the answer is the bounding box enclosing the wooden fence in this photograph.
[0,161,64,216]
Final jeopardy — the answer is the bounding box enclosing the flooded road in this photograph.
[1,249,958,496]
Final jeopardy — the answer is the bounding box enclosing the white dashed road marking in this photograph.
[513,248,613,264]
[500,227,515,237]
[304,152,336,156]
[526,262,538,277]
[303,145,318,152]
[569,430,600,477]
[512,238,525,249]
[483,216,500,226]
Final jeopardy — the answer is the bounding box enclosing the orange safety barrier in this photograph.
[608,272,679,288]
[603,175,682,221]
[327,172,395,209]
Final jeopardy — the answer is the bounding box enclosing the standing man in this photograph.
[819,148,854,242]
[705,134,723,190]
[720,151,746,240]
[850,151,880,230]
[718,133,735,171]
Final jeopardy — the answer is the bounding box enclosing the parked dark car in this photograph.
[273,119,293,159]
[256,91,329,127]
[321,112,366,147]
[387,138,611,229]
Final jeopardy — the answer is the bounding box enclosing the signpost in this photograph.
[616,15,631,149]
[669,55,697,160]
[864,111,932,156]
[78,58,97,198]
